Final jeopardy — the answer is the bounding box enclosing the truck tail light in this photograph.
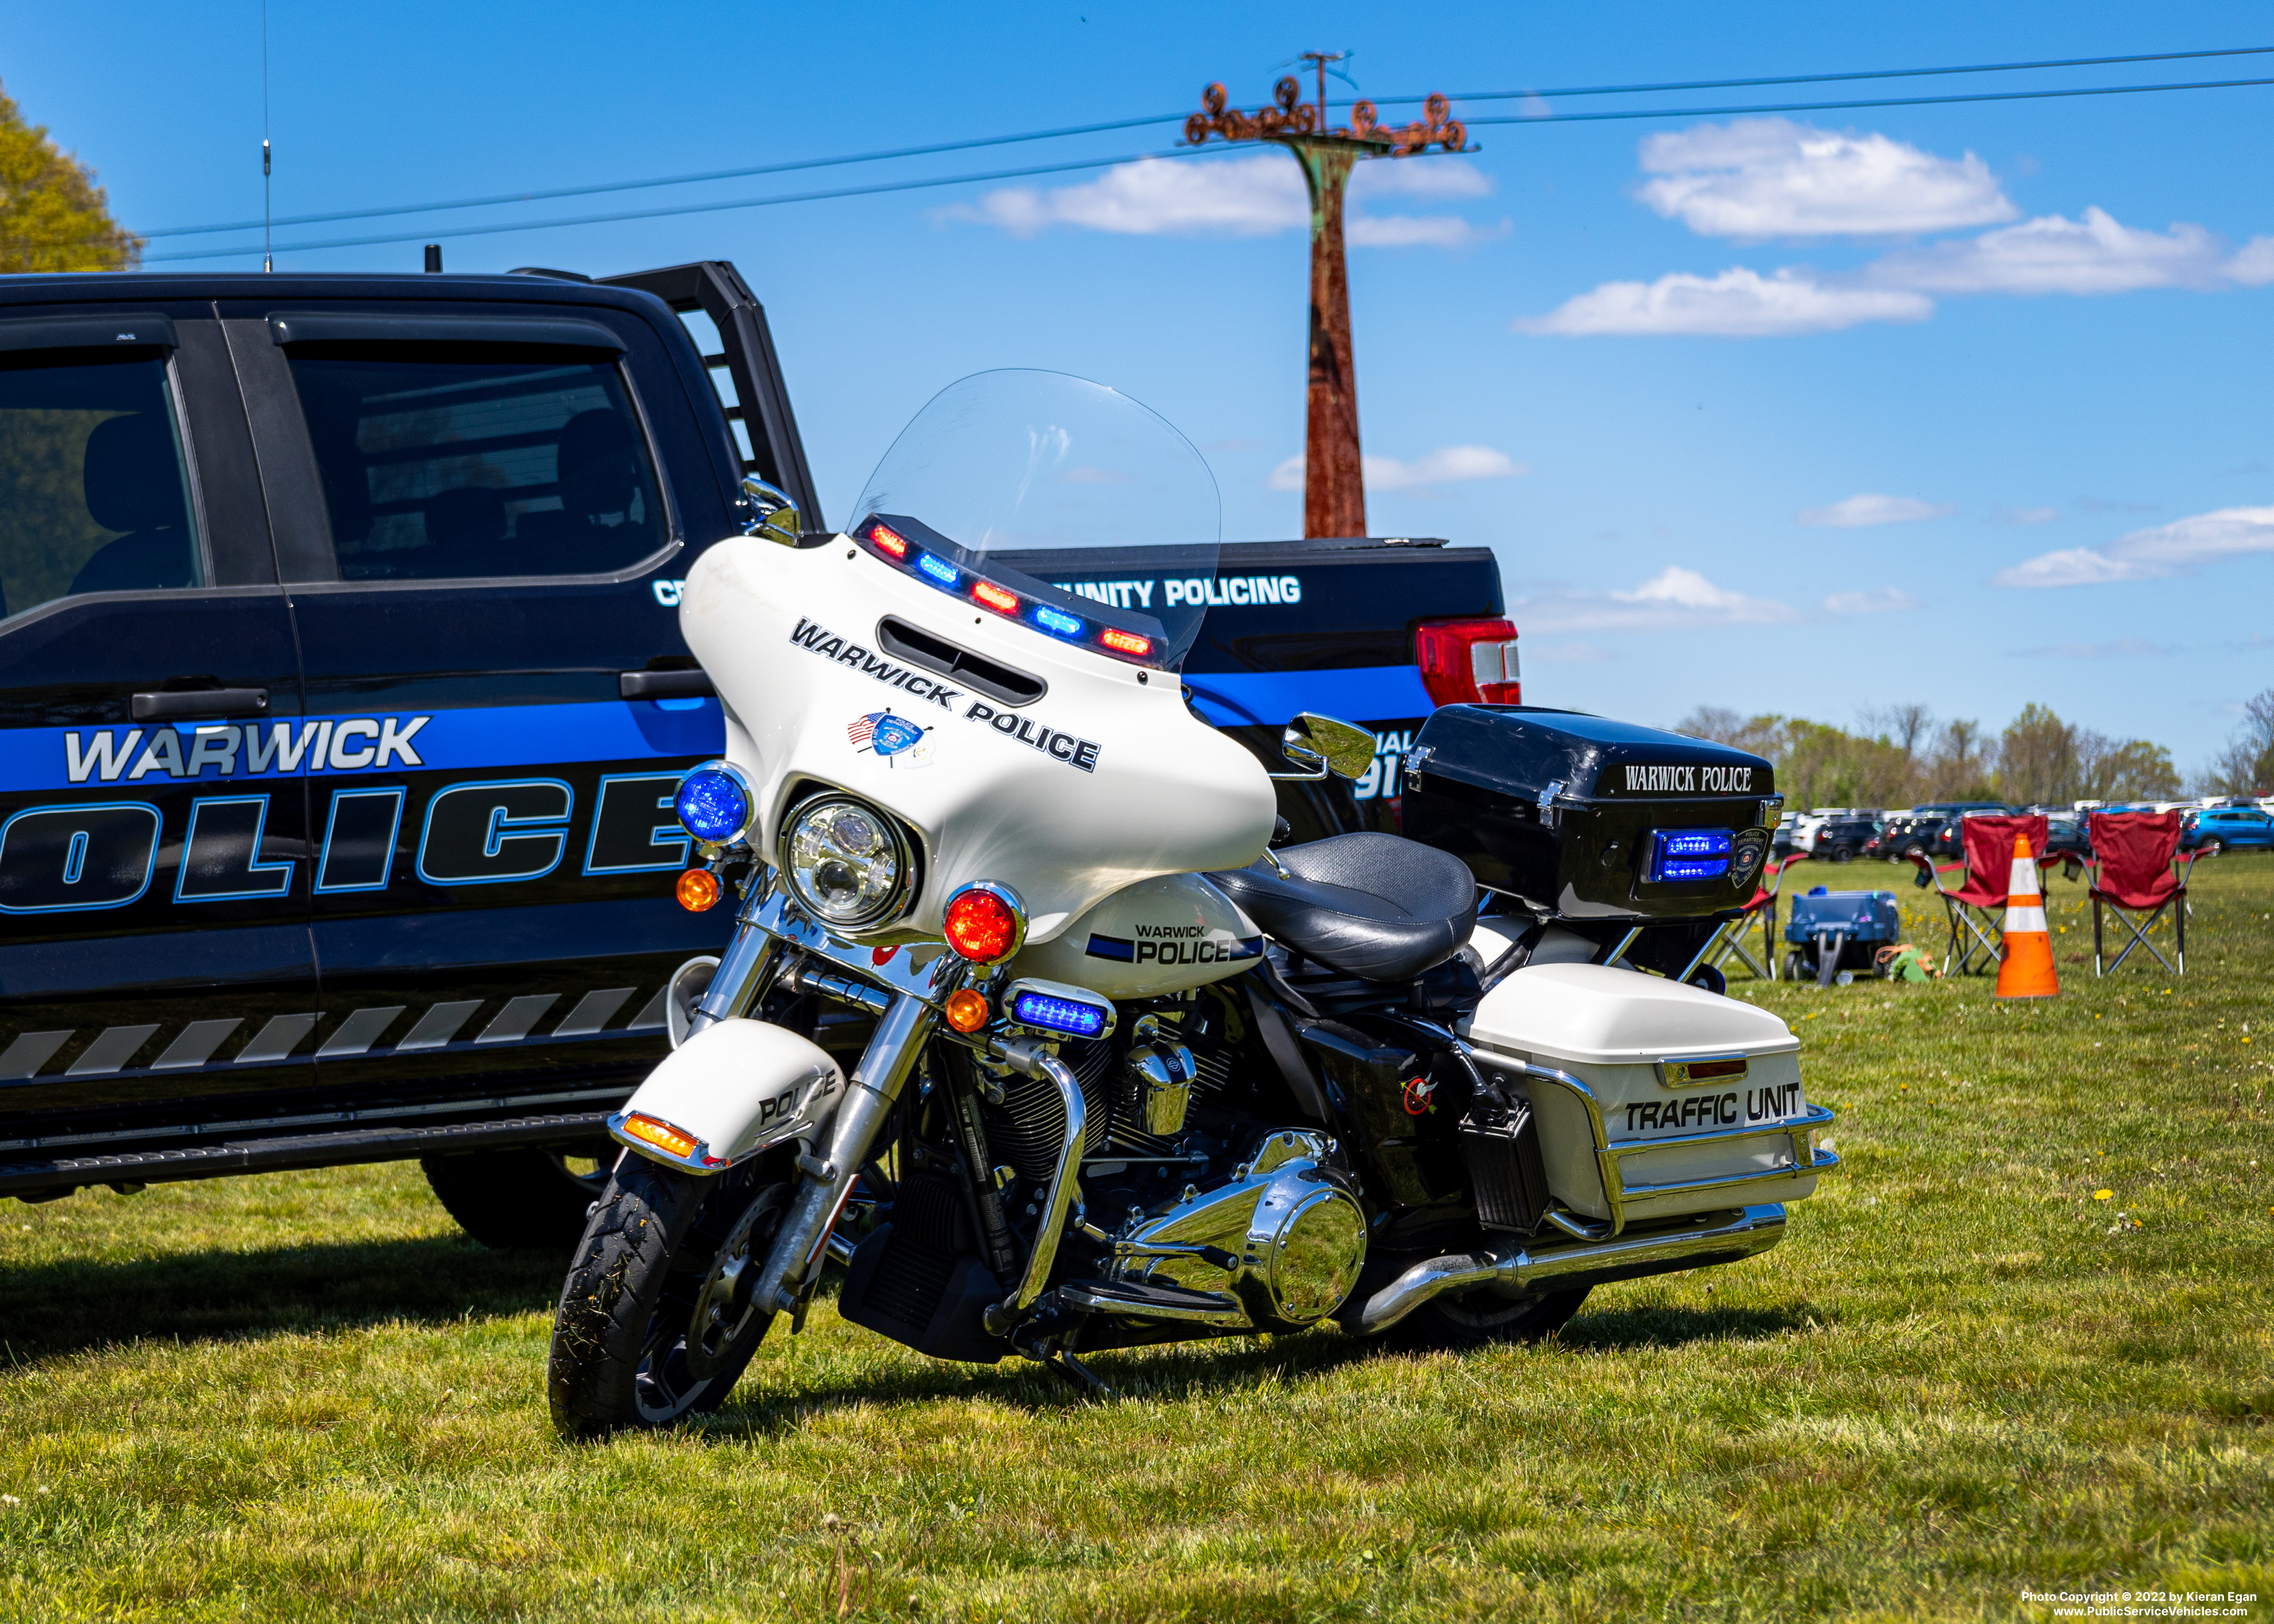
[1415,618,1520,707]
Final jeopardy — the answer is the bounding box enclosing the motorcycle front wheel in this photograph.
[548,1155,790,1438]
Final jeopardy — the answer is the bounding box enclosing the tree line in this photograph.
[1672,700,2212,813]
[0,80,139,274]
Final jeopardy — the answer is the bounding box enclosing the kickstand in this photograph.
[1043,1346,1121,1401]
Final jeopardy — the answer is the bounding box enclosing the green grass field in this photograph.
[3,861,2269,1622]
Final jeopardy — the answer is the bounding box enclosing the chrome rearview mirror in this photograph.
[1271,713,1377,782]
[737,476,801,547]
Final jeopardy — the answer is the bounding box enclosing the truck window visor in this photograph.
[266,313,626,352]
[0,314,178,355]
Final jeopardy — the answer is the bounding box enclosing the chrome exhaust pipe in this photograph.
[1356,1203,1789,1334]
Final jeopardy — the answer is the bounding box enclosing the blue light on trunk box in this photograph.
[1646,828,1733,883]
[1010,989,1108,1038]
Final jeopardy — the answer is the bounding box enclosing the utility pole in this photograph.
[1187,59,1467,538]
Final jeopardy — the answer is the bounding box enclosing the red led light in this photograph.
[972,581,1019,615]
[867,524,909,559]
[1100,627,1152,658]
[944,887,1021,963]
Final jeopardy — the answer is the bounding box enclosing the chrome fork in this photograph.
[738,992,935,1323]
[688,911,780,1036]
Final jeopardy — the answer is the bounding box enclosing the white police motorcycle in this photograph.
[547,371,1835,1434]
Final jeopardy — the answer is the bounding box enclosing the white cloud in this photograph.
[1868,207,2241,295]
[944,153,1497,247]
[1523,641,1612,663]
[2227,236,2274,285]
[1991,505,2061,526]
[949,155,1301,238]
[1269,445,1525,493]
[1994,504,2274,587]
[1797,493,1956,528]
[1517,267,1931,337]
[1821,587,1921,615]
[1637,118,2016,239]
[1349,160,1495,202]
[1514,567,1799,633]
[1347,215,1510,249]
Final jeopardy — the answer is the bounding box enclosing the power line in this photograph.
[140,69,2274,264]
[1372,42,2274,105]
[142,111,1187,241]
[142,147,1194,263]
[136,42,2274,246]
[1461,72,2274,127]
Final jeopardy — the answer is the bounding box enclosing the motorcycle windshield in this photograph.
[849,369,1220,672]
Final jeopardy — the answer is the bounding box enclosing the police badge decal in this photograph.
[848,711,936,770]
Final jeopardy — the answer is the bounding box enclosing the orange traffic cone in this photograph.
[1995,830,2059,999]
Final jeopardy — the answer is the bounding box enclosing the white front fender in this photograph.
[609,1019,845,1174]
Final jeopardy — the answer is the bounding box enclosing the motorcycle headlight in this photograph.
[783,794,914,930]
[676,761,755,847]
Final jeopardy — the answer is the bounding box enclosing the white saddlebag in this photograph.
[1462,963,1832,1228]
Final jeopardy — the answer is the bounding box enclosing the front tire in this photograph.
[548,1157,790,1437]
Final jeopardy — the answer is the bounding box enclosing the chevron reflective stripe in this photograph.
[0,986,668,1081]
[0,1031,73,1079]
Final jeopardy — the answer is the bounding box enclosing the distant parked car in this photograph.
[2043,814,2093,864]
[1791,807,1875,856]
[1809,816,1882,864]
[1772,814,1798,863]
[2181,806,2274,855]
[1927,804,2020,862]
[1873,812,1942,860]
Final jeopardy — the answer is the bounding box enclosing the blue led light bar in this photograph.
[1031,604,1084,639]
[915,552,960,588]
[1645,828,1733,884]
[1010,989,1109,1039]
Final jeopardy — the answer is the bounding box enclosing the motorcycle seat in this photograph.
[1208,833,1476,984]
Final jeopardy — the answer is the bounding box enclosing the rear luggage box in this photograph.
[1403,707,1777,922]
[1461,963,1837,1228]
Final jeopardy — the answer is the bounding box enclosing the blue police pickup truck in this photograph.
[0,260,1512,1247]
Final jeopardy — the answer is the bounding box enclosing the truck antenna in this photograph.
[261,0,273,272]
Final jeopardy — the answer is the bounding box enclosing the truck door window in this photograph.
[284,344,667,581]
[0,350,202,621]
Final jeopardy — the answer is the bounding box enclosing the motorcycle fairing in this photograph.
[680,533,1278,944]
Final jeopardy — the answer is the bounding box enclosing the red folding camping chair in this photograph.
[1906,813,2049,976]
[2086,810,2200,975]
[1679,852,1804,986]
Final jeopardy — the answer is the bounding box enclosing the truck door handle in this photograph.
[131,687,272,722]
[619,669,715,700]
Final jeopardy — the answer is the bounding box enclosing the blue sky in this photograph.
[10,2,2272,769]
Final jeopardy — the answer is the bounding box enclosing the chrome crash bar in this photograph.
[1515,1061,1839,1237]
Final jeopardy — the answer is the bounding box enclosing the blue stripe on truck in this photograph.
[1181,665,1435,729]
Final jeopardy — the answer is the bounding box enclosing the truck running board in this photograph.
[0,1110,615,1202]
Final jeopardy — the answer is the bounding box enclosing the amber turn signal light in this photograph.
[944,987,991,1033]
[619,1112,701,1160]
[676,867,722,912]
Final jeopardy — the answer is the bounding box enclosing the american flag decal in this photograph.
[847,715,877,748]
